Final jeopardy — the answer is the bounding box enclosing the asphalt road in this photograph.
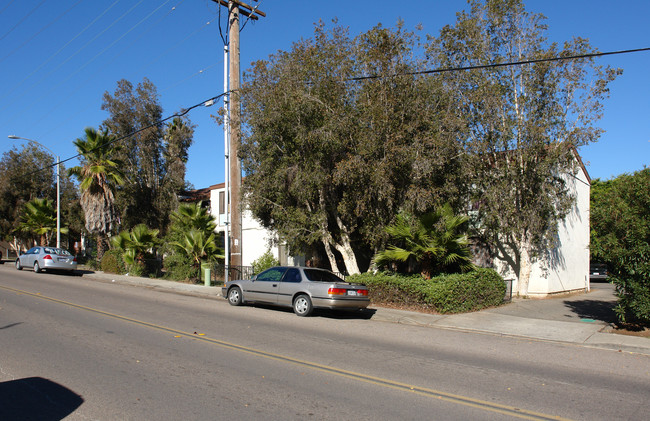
[1,267,649,420]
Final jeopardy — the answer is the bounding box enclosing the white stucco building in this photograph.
[488,155,592,297]
[189,154,591,296]
[183,182,300,268]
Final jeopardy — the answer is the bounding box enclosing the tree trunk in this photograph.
[517,240,532,297]
[333,215,360,275]
[333,241,360,275]
[96,234,107,262]
[321,237,340,274]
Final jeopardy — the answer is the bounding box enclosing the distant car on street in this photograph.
[15,246,78,274]
[222,266,370,316]
[590,263,609,282]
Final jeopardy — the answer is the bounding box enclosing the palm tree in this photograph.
[111,224,159,272]
[17,198,56,246]
[374,204,474,279]
[69,127,124,260]
[169,202,216,234]
[171,229,223,270]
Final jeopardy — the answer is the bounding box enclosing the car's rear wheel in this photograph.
[34,261,41,273]
[228,286,243,306]
[293,294,313,317]
[15,259,22,270]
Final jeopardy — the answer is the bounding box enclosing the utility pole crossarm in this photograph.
[212,0,266,19]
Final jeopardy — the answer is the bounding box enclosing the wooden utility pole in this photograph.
[229,2,242,268]
[213,1,265,269]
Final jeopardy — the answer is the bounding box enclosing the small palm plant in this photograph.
[169,201,216,234]
[164,202,223,282]
[171,229,224,271]
[17,198,68,246]
[111,224,159,275]
[374,204,474,279]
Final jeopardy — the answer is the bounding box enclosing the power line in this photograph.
[106,0,186,63]
[349,47,650,82]
[132,15,217,76]
[0,0,17,16]
[240,0,263,31]
[0,0,123,107]
[0,0,46,42]
[0,0,85,65]
[0,0,150,121]
[11,92,228,182]
[26,0,187,137]
[217,0,229,46]
[159,64,218,94]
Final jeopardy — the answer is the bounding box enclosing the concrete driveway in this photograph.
[485,281,618,326]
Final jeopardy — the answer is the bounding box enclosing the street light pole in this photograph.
[8,135,61,248]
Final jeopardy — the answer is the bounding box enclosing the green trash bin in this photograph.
[200,262,211,286]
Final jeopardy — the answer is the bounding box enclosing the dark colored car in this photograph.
[222,266,370,316]
[589,263,608,282]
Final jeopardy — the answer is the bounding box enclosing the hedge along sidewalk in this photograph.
[348,268,507,314]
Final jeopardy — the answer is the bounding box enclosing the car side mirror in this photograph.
[251,274,257,281]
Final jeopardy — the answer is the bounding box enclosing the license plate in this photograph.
[58,258,68,262]
[347,290,357,296]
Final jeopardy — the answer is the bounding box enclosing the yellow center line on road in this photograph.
[2,285,570,421]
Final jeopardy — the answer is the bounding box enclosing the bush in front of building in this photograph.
[251,249,279,275]
[348,268,506,314]
[100,249,125,274]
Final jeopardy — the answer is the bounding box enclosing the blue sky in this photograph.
[1,0,648,190]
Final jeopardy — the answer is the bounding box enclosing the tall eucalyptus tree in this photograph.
[101,79,194,233]
[429,0,620,295]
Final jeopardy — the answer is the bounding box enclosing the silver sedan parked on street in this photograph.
[15,246,78,273]
[222,266,370,316]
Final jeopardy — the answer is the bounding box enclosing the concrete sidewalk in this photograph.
[74,270,650,356]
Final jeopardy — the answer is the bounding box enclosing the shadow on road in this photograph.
[241,303,377,320]
[317,308,377,320]
[0,377,84,420]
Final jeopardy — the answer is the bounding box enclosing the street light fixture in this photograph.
[8,135,61,248]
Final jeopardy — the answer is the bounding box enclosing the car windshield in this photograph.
[304,269,343,283]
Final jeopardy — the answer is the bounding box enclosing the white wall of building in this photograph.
[207,185,282,267]
[528,165,590,295]
[493,162,591,296]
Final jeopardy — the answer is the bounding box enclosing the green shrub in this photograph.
[126,262,146,277]
[591,170,650,326]
[252,249,279,274]
[422,268,506,313]
[100,249,125,274]
[348,268,506,314]
[349,272,430,308]
[163,252,199,282]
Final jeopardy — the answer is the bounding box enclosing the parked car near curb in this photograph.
[222,266,370,316]
[15,246,78,273]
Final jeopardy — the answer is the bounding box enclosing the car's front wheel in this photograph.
[15,259,22,270]
[34,261,41,273]
[293,294,313,317]
[228,286,243,306]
